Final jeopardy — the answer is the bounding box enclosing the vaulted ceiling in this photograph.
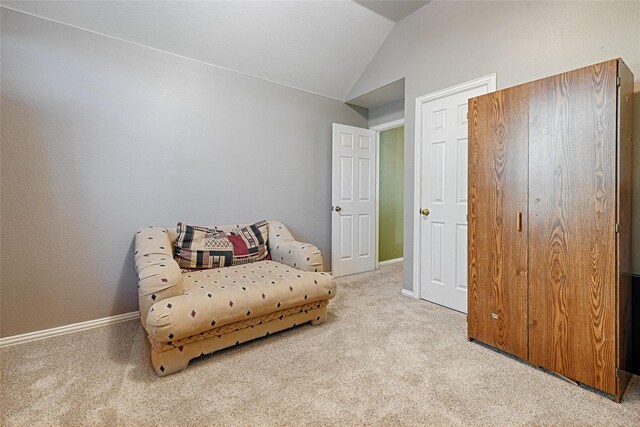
[1,1,429,101]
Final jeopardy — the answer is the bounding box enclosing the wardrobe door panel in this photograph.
[468,85,529,360]
[528,60,618,395]
[616,59,634,401]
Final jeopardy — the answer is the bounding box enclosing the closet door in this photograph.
[616,59,634,401]
[468,85,529,359]
[528,60,618,395]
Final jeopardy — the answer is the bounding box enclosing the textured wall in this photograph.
[348,1,640,291]
[378,127,404,262]
[368,99,404,128]
[0,9,367,337]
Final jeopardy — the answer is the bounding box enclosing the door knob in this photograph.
[334,206,342,212]
[420,208,430,216]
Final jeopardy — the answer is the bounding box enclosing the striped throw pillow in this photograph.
[174,220,269,269]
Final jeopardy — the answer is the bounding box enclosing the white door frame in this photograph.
[371,118,405,269]
[412,75,496,300]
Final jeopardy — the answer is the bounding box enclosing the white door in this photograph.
[417,77,495,312]
[331,123,376,277]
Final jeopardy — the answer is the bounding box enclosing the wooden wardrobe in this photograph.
[467,58,634,402]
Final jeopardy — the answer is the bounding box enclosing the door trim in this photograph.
[371,118,405,132]
[371,118,405,269]
[412,75,496,300]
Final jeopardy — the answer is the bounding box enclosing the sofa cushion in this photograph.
[144,260,335,343]
[174,220,269,269]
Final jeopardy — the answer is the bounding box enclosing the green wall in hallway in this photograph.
[379,126,404,262]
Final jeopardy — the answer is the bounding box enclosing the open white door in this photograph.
[331,123,376,277]
[415,76,495,313]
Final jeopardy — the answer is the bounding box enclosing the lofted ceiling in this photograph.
[346,78,405,109]
[1,1,429,101]
[355,1,429,22]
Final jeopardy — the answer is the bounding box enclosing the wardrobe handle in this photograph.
[516,211,522,232]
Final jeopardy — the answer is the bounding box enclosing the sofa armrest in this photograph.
[135,227,183,329]
[268,221,324,272]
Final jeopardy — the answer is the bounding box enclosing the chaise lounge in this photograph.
[134,221,335,376]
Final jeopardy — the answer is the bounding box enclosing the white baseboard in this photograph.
[0,311,140,348]
[379,257,403,266]
[401,289,415,298]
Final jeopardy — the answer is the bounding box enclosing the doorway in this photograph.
[413,75,496,313]
[330,120,405,277]
[375,123,404,266]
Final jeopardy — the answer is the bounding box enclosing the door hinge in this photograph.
[616,76,621,87]
[466,112,469,119]
[616,367,619,378]
[615,223,620,233]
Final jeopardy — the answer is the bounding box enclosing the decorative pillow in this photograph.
[174,220,269,269]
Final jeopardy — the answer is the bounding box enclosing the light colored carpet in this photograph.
[1,262,639,426]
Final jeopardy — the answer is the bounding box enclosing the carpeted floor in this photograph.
[1,262,639,426]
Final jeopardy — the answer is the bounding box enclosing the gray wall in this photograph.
[347,0,640,292]
[0,9,367,337]
[368,98,404,128]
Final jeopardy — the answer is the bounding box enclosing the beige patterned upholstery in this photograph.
[268,222,324,272]
[135,221,334,376]
[151,303,328,375]
[135,227,184,330]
